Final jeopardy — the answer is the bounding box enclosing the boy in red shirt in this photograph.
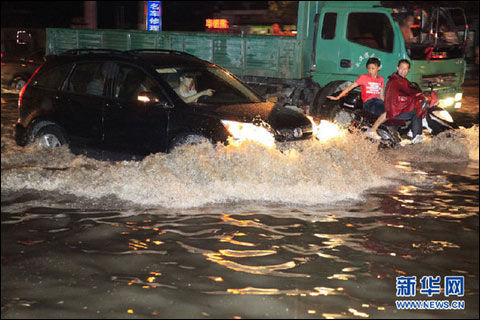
[328,57,385,140]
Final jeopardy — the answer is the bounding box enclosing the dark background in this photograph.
[3,1,476,31]
[1,1,270,30]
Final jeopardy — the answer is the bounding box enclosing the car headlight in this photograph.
[221,120,275,147]
[432,110,454,123]
[454,93,462,101]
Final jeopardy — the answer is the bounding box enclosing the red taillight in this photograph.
[18,84,26,109]
[18,64,42,109]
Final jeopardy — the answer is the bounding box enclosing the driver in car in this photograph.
[175,71,214,103]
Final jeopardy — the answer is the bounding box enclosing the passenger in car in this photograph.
[119,70,148,101]
[86,63,109,96]
[174,72,214,103]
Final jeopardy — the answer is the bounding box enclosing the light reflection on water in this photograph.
[1,163,478,318]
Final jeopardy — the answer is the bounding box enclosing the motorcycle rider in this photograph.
[372,59,426,144]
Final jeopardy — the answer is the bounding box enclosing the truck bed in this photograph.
[46,28,305,80]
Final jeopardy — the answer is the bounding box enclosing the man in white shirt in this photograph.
[174,72,214,103]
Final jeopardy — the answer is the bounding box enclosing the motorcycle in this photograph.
[318,82,458,148]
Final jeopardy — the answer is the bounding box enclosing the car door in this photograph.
[59,61,113,142]
[103,63,170,153]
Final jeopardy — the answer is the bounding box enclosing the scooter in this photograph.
[320,82,457,148]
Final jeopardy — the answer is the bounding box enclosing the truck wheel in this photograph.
[327,102,355,127]
[29,122,68,148]
[310,81,352,118]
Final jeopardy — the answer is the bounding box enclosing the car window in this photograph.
[114,64,159,102]
[155,66,262,105]
[347,13,394,52]
[65,62,109,96]
[34,64,71,90]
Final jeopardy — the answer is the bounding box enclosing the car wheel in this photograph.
[10,76,28,92]
[30,123,68,148]
[169,134,210,152]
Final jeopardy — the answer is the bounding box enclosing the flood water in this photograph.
[1,94,479,318]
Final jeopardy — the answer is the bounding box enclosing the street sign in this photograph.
[146,1,162,31]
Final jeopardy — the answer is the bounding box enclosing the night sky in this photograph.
[1,1,270,30]
[1,1,478,31]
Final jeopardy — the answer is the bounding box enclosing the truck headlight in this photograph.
[443,97,455,107]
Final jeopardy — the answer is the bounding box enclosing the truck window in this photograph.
[321,13,337,40]
[347,13,394,52]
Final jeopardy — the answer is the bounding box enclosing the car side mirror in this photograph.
[137,91,159,103]
[137,91,174,109]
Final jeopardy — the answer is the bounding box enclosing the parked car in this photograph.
[1,28,45,92]
[1,49,44,92]
[14,49,313,154]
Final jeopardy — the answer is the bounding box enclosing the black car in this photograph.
[14,49,312,154]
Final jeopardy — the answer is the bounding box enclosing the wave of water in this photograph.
[1,126,478,208]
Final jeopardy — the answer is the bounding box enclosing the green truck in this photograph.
[45,1,468,115]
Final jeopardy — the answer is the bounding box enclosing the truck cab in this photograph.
[304,1,468,111]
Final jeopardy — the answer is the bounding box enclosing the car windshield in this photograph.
[155,66,263,105]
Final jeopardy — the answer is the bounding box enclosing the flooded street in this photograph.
[1,85,479,318]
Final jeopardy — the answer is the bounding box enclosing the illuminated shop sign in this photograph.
[146,1,162,31]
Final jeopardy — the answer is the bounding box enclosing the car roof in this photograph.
[133,52,212,68]
[46,49,212,69]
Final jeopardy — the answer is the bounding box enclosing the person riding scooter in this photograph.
[372,59,429,144]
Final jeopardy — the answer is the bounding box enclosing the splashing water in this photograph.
[1,122,478,208]
[307,116,345,142]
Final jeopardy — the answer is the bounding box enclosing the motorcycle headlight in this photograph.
[221,120,275,147]
[432,110,454,123]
